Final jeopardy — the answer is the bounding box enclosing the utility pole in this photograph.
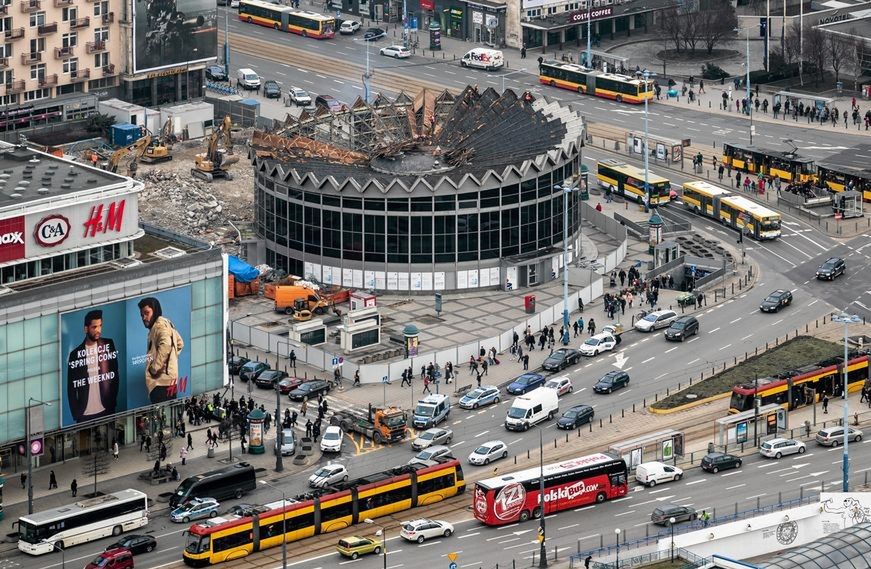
[275,384,284,472]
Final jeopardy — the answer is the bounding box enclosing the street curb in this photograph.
[648,390,732,414]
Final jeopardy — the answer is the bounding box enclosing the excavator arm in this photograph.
[107,128,152,176]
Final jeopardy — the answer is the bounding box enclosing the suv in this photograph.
[816,257,845,280]
[593,370,630,394]
[664,315,699,341]
[315,94,346,112]
[759,438,805,458]
[634,309,678,332]
[816,426,863,446]
[700,452,742,473]
[760,289,793,313]
[263,80,281,99]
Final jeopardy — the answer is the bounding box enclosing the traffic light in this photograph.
[759,18,767,38]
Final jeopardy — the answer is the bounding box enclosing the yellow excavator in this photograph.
[192,115,238,182]
[140,119,175,164]
[105,128,153,178]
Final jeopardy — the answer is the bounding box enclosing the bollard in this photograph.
[701,371,704,380]
[655,393,658,402]
[667,388,670,396]
[527,449,530,459]
[566,433,569,443]
[776,337,779,346]
[514,456,517,464]
[678,383,681,391]
[589,422,593,432]
[690,376,693,385]
[732,283,734,294]
[734,356,737,365]
[554,545,557,561]
[609,414,612,423]
[644,398,647,406]
[554,438,557,449]
[600,418,603,428]
[766,342,769,350]
[745,352,748,360]
[633,403,636,413]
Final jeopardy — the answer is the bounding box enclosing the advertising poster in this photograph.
[132,0,217,73]
[60,287,192,427]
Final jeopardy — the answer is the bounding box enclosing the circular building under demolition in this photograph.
[249,86,585,292]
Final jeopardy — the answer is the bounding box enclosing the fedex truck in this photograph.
[461,48,504,71]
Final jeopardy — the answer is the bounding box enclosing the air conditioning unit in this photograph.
[152,246,187,260]
[109,258,143,269]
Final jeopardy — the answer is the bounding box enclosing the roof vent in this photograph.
[9,192,22,199]
[60,183,72,190]
[13,186,26,193]
[29,158,40,163]
[152,246,187,259]
[109,258,143,269]
[37,187,50,195]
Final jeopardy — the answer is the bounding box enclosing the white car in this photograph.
[399,518,454,543]
[468,440,508,466]
[380,45,411,59]
[759,438,806,459]
[339,20,361,34]
[308,463,349,488]
[579,333,618,356]
[320,425,344,453]
[544,376,573,397]
[287,86,311,106]
[634,310,678,332]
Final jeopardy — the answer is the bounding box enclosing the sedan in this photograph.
[399,519,454,543]
[544,375,573,397]
[380,44,411,58]
[634,310,678,332]
[593,371,630,394]
[277,376,308,394]
[468,440,508,465]
[105,535,157,555]
[579,334,618,357]
[239,361,269,382]
[363,27,386,40]
[263,80,281,99]
[255,369,288,389]
[228,355,250,376]
[556,404,594,430]
[408,445,453,465]
[320,425,344,453]
[339,19,361,34]
[506,372,545,395]
[651,504,697,525]
[412,427,453,450]
[288,379,331,401]
[287,87,312,106]
[542,347,581,371]
[759,438,806,459]
[309,463,349,488]
[205,64,228,82]
[170,497,219,523]
[700,452,742,473]
[459,385,500,409]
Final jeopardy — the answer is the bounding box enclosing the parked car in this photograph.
[363,27,386,40]
[255,369,288,389]
[205,64,228,82]
[239,361,269,382]
[543,347,581,370]
[287,86,312,106]
[664,315,699,341]
[339,19,361,34]
[760,289,793,313]
[380,44,411,58]
[105,535,157,555]
[544,375,573,397]
[412,427,453,450]
[408,445,453,465]
[263,80,281,99]
[226,504,269,518]
[816,426,863,446]
[579,333,618,356]
[170,497,220,523]
[459,385,500,409]
[816,257,845,280]
[336,536,381,559]
[276,428,296,456]
[288,379,331,401]
[228,355,250,376]
[593,370,630,394]
[277,376,309,394]
[309,463,349,488]
[506,372,545,395]
[651,504,697,525]
[320,425,344,453]
[556,404,594,430]
[315,94,347,112]
[634,309,678,332]
[468,440,508,465]
[700,452,742,473]
[760,438,806,458]
[399,519,454,543]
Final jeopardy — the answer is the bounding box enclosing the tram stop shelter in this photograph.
[714,403,785,448]
[772,91,834,113]
[608,429,684,470]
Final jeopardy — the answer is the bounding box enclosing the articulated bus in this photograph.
[597,159,671,205]
[681,181,781,240]
[473,453,628,526]
[183,458,465,566]
[720,143,815,184]
[539,60,653,104]
[729,354,870,414]
[817,163,871,202]
[238,0,335,38]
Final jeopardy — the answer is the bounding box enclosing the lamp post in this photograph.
[584,0,591,67]
[26,398,51,515]
[832,312,860,492]
[635,70,653,213]
[500,68,526,93]
[363,518,387,569]
[260,480,287,568]
[669,517,676,562]
[554,183,577,340]
[744,27,753,144]
[538,427,547,568]
[354,38,374,103]
[274,384,283,472]
[614,528,621,568]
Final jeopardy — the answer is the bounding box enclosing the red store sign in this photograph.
[0,216,26,263]
[83,200,126,239]
[567,6,613,23]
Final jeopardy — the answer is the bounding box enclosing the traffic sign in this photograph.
[537,526,545,543]
[448,564,457,569]
[447,553,458,562]
[382,375,390,384]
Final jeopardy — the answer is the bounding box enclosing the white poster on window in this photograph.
[387,272,399,290]
[305,262,321,282]
[490,267,500,285]
[322,266,335,285]
[434,272,446,290]
[480,269,491,287]
[365,271,376,289]
[331,266,342,285]
[376,271,386,289]
[505,266,517,290]
[342,268,353,287]
[422,273,433,290]
[411,272,423,290]
[399,273,410,290]
[457,271,468,289]
[468,269,479,288]
[353,270,363,288]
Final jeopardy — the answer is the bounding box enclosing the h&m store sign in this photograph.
[0,195,139,264]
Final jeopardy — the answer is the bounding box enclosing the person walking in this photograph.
[289,350,297,370]
[522,354,530,370]
[521,44,527,59]
[112,440,120,460]
[187,432,193,450]
[179,446,188,465]
[701,510,711,527]
[587,318,596,336]
[20,472,26,489]
[353,370,361,387]
[49,470,58,489]
[822,393,829,414]
[301,399,308,417]
[305,419,313,438]
[70,479,78,497]
[145,435,152,454]
[423,376,432,394]
[240,434,247,454]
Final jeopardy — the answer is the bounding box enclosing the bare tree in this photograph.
[659,8,683,53]
[827,34,852,85]
[696,1,738,55]
[842,29,864,90]
[680,11,701,53]
[783,20,802,67]
[803,24,826,83]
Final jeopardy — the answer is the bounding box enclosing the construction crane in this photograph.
[192,115,238,182]
[106,128,153,178]
[140,118,175,164]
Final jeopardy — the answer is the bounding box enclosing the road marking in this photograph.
[497,523,519,530]
[709,327,721,333]
[614,510,636,517]
[718,344,733,351]
[687,358,700,365]
[460,563,482,568]
[741,334,753,341]
[685,480,707,485]
[450,440,466,448]
[746,493,767,500]
[648,488,671,494]
[726,483,746,490]
[771,319,784,326]
[665,347,678,353]
[575,505,596,512]
[558,523,580,530]
[730,317,742,324]
[452,420,463,425]
[504,543,528,550]
[641,357,655,364]
[655,372,669,380]
[612,497,632,503]
[720,470,742,477]
[457,532,480,539]
[474,430,490,438]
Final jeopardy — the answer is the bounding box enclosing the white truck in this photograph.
[460,48,504,71]
[505,388,559,431]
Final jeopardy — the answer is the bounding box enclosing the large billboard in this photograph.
[60,287,192,427]
[132,0,217,74]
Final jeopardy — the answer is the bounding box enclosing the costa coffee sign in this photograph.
[567,6,613,23]
[34,214,72,247]
[0,216,26,263]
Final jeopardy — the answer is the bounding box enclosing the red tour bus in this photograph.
[473,453,628,525]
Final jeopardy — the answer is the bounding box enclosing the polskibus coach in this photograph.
[473,453,627,525]
[182,458,465,566]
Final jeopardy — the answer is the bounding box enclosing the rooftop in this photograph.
[818,143,871,176]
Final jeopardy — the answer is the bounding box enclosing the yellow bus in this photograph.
[681,181,781,240]
[596,159,671,205]
[721,143,815,183]
[681,180,731,217]
[539,60,653,104]
[238,0,335,38]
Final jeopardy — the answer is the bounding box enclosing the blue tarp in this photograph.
[228,256,259,283]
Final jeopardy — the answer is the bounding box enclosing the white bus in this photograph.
[18,489,148,555]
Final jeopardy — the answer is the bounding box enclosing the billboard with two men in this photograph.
[60,286,192,427]
[132,0,217,73]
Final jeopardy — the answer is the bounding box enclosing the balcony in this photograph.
[0,57,8,69]
[38,73,57,86]
[19,0,40,12]
[86,40,106,53]
[102,63,115,76]
[54,45,73,58]
[38,22,58,35]
[101,11,114,24]
[0,4,7,14]
[69,68,89,82]
[69,16,89,28]
[54,0,73,5]
[20,51,41,64]
[4,79,25,94]
[4,27,24,40]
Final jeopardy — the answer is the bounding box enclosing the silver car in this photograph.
[759,438,805,459]
[634,310,678,332]
[411,427,453,451]
[308,463,349,488]
[816,426,863,446]
[275,428,295,456]
[407,445,453,466]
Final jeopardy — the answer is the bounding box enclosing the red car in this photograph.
[277,376,310,394]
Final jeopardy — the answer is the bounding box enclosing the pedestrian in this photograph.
[354,370,361,387]
[145,435,152,453]
[20,472,26,489]
[111,440,119,460]
[49,470,58,489]
[423,376,432,394]
[522,354,530,370]
[482,359,489,376]
[701,510,710,527]
[289,350,297,369]
[159,442,167,462]
[401,368,410,387]
[240,434,247,453]
[521,44,527,59]
[179,446,188,465]
[305,419,313,438]
[70,479,78,497]
[585,555,593,569]
[139,432,146,452]
[823,393,829,414]
[698,79,705,94]
[301,399,308,417]
[735,171,741,189]
[187,432,193,450]
[587,318,596,336]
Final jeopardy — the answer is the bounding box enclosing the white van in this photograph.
[505,388,558,431]
[236,68,261,90]
[461,48,504,71]
[634,461,683,487]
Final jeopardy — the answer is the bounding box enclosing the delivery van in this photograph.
[461,48,504,71]
[236,68,261,90]
[634,461,683,487]
[505,388,558,431]
[274,285,330,315]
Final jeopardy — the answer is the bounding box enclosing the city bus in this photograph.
[817,162,871,202]
[17,489,149,555]
[182,458,465,566]
[729,354,869,413]
[597,159,671,205]
[538,60,653,104]
[473,453,628,526]
[238,0,335,38]
[681,181,781,240]
[720,143,815,183]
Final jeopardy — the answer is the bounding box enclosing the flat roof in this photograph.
[819,13,871,35]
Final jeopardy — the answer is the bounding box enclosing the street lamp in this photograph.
[554,183,579,340]
[260,480,287,568]
[538,427,547,568]
[635,70,654,212]
[614,528,621,568]
[669,517,676,562]
[499,68,526,93]
[274,384,283,473]
[832,311,861,492]
[735,26,753,143]
[363,518,387,569]
[26,397,51,515]
[354,38,374,103]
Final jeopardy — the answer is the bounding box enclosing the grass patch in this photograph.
[651,336,844,409]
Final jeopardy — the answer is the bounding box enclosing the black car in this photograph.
[227,504,270,517]
[363,27,386,40]
[239,361,269,382]
[228,355,250,376]
[651,504,697,525]
[263,80,281,99]
[700,452,742,473]
[289,379,332,401]
[816,257,845,280]
[664,315,699,341]
[205,64,228,82]
[542,348,581,372]
[105,535,157,555]
[556,404,595,430]
[760,289,793,313]
[593,371,630,394]
[255,369,288,389]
